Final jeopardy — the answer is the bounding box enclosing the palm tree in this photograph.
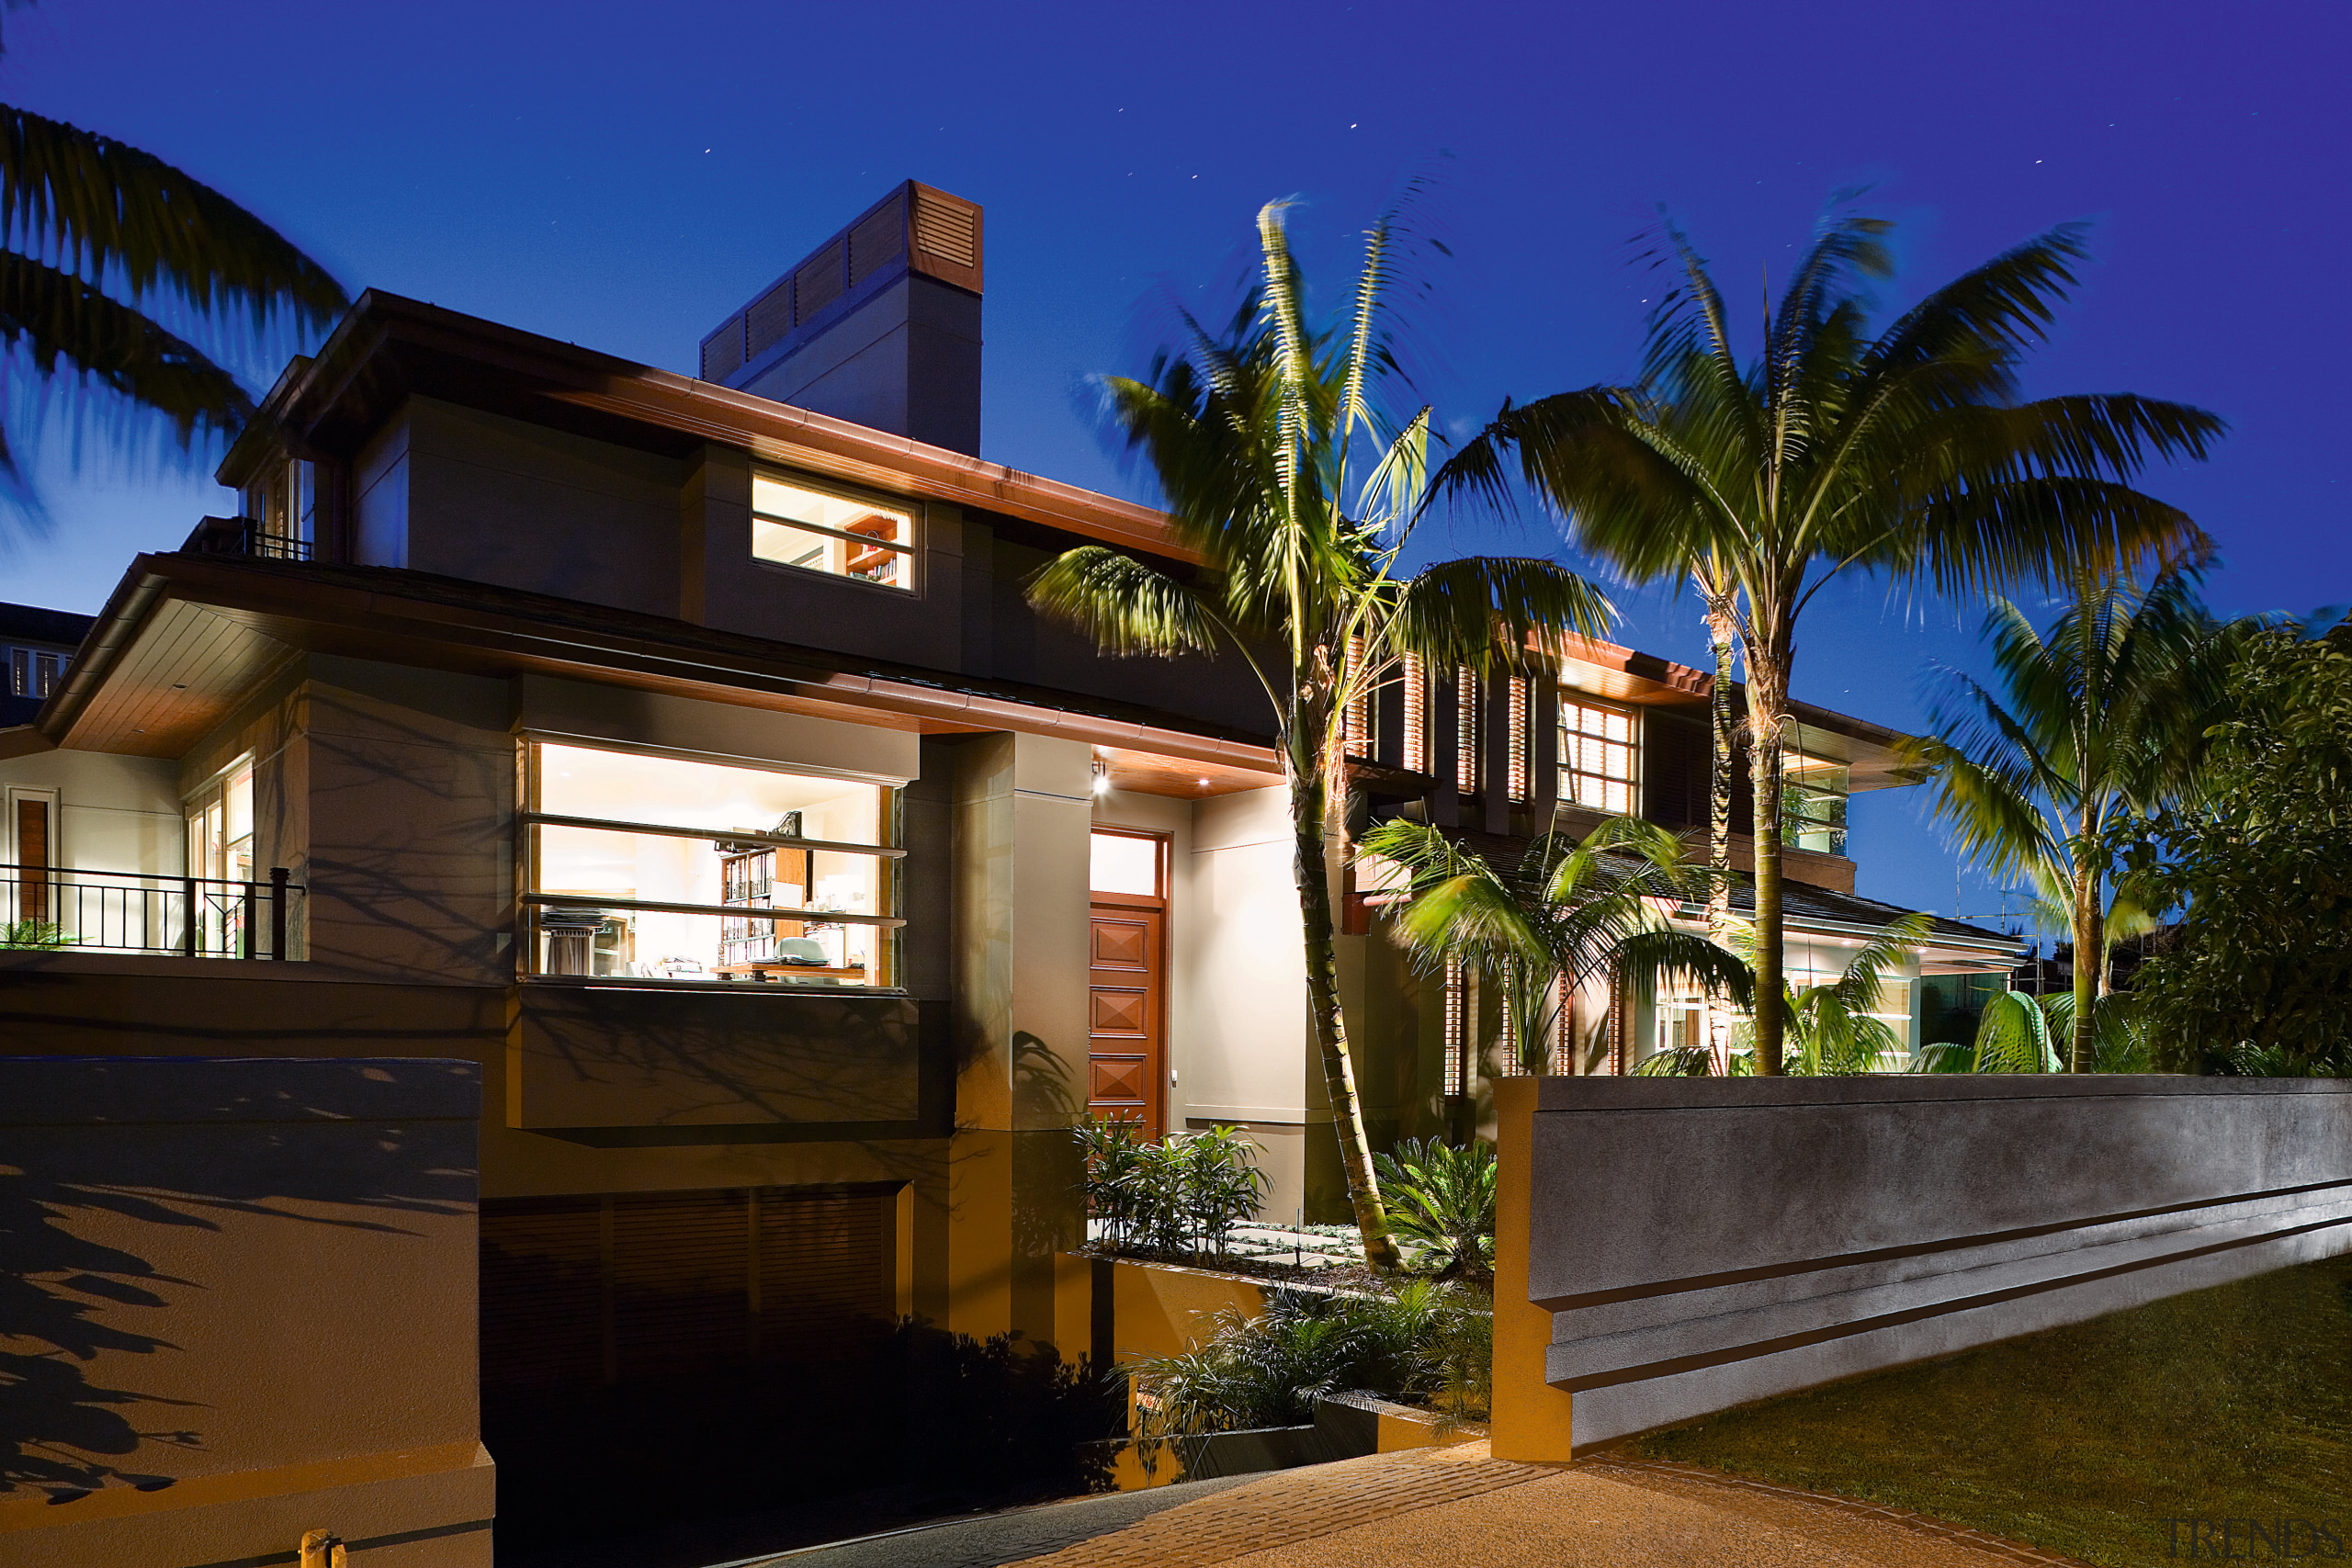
[1906,567,2224,1070]
[1642,911,1929,1077]
[1436,212,2222,1073]
[1361,813,1751,1077]
[1028,199,1613,1270]
[0,103,346,513]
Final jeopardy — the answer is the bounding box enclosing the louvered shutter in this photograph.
[909,184,983,292]
[848,196,908,288]
[480,1197,605,1391]
[796,241,845,321]
[746,277,796,361]
[612,1190,752,1380]
[1643,712,1707,829]
[700,315,745,381]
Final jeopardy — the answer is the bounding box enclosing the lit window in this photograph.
[751,472,915,591]
[9,648,67,698]
[186,759,256,954]
[1558,694,1636,814]
[524,741,900,986]
[1782,751,1849,855]
[1089,831,1160,897]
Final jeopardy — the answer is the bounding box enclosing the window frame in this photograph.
[1556,691,1639,816]
[748,467,922,596]
[514,734,910,991]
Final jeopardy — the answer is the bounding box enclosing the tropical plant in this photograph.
[1778,913,1930,1075]
[0,917,63,948]
[1435,209,2221,1073]
[1371,1137,1496,1282]
[1912,986,2150,1073]
[1906,568,2226,1070]
[0,95,346,515]
[1126,1280,1484,1458]
[1077,1118,1267,1264]
[1359,813,1751,1078]
[1031,198,1612,1269]
[2124,618,2352,1075]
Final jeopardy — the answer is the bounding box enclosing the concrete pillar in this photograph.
[948,732,1091,1354]
[1490,1077,1575,1461]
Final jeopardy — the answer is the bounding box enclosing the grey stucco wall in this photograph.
[1524,1074,2352,1450]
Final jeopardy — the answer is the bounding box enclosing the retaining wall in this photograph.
[0,1055,490,1567]
[1493,1074,2352,1455]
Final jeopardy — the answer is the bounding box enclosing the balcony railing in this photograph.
[0,864,305,960]
[182,514,314,562]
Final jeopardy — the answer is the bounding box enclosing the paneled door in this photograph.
[1087,829,1169,1132]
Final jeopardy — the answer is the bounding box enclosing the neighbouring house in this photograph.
[0,180,2021,1533]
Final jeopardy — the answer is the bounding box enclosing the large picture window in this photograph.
[1558,694,1636,814]
[522,740,902,987]
[751,471,915,592]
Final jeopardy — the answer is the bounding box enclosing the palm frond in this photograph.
[0,105,346,333]
[1025,546,1223,658]
[0,249,253,446]
[1391,555,1613,674]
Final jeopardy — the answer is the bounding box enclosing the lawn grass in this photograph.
[1631,1254,2352,1567]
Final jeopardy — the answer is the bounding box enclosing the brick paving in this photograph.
[1005,1441,2092,1568]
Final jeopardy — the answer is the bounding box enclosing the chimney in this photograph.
[699,181,983,457]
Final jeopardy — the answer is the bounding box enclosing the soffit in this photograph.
[62,598,299,757]
[1099,748,1281,800]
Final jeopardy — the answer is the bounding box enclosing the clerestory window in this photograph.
[750,470,916,592]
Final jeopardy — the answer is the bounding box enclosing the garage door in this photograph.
[480,1185,895,1394]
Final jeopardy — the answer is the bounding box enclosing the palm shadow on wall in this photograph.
[0,1058,476,1503]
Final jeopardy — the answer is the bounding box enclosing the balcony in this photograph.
[181,514,313,562]
[1,864,305,960]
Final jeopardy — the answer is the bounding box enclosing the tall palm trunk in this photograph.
[1704,596,1738,1074]
[1287,701,1401,1271]
[2070,811,2102,1072]
[1746,627,1792,1075]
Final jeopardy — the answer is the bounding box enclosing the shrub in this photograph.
[1372,1137,1496,1282]
[1077,1117,1267,1265]
[1127,1281,1490,1451]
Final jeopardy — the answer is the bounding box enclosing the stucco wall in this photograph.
[0,747,181,874]
[1512,1074,2352,1452]
[0,1055,492,1566]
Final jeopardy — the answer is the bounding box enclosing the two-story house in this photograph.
[0,180,2021,1537]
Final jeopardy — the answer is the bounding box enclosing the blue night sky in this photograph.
[4,0,2345,927]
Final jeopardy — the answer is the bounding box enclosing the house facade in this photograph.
[0,183,2020,1528]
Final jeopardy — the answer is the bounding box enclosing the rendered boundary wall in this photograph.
[1493,1075,2352,1455]
[0,1056,491,1567]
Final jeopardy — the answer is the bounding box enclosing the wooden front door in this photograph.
[16,796,48,924]
[1087,903,1165,1131]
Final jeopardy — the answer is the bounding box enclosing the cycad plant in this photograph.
[1030,199,1612,1269]
[1360,813,1751,1078]
[1370,1137,1496,1282]
[0,101,346,513]
[1907,568,2225,1070]
[1436,210,2220,1074]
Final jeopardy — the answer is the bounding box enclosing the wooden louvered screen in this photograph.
[795,241,846,321]
[910,183,982,292]
[746,277,797,361]
[700,315,745,381]
[481,1186,893,1395]
[848,196,908,288]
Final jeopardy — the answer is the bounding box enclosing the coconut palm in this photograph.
[0,102,346,513]
[1435,212,2222,1073]
[1906,566,2225,1069]
[1028,199,1613,1270]
[1360,813,1752,1077]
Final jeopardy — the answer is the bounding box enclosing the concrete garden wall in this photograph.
[0,1055,490,1567]
[1491,1075,2352,1455]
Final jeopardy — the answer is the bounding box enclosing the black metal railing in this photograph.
[0,863,304,960]
[181,514,314,562]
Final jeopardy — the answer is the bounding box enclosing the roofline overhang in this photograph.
[46,553,1288,780]
[221,290,1204,567]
